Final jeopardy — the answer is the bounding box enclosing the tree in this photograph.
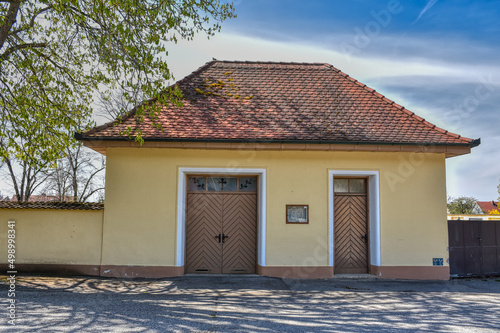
[1,128,52,201]
[447,196,481,214]
[1,1,235,201]
[43,144,105,202]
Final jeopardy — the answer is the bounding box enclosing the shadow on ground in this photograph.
[1,275,500,332]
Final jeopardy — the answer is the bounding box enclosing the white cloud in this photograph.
[166,33,500,87]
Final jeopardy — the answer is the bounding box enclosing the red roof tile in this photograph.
[78,60,478,146]
[477,201,499,214]
[0,201,103,210]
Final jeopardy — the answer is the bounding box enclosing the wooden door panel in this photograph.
[186,193,223,273]
[448,220,464,247]
[186,192,258,274]
[449,247,466,276]
[334,195,368,274]
[222,194,257,274]
[464,247,482,275]
[448,220,465,276]
[463,221,481,275]
[481,222,499,275]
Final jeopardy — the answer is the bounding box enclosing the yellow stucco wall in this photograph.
[0,209,103,264]
[102,147,448,268]
[378,152,447,266]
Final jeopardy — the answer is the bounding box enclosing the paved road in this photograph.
[1,275,500,332]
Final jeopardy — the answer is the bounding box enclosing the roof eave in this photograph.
[75,133,481,148]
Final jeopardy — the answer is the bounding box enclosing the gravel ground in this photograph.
[1,274,500,332]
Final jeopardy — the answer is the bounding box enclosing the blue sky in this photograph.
[165,0,500,201]
[1,1,497,202]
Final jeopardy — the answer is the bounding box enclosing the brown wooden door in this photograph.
[222,194,257,273]
[186,178,257,274]
[334,194,369,274]
[186,193,224,273]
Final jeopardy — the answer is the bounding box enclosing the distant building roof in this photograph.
[0,201,103,210]
[10,194,75,202]
[476,201,499,214]
[77,60,479,149]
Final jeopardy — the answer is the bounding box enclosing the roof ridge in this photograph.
[211,59,330,67]
[174,60,218,85]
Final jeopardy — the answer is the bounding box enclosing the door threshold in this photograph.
[333,274,378,279]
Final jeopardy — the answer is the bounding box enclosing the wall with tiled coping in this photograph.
[0,208,103,275]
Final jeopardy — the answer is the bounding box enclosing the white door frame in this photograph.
[176,167,267,268]
[328,170,381,268]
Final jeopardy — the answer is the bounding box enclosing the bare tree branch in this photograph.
[0,42,47,61]
[42,144,106,202]
[80,186,105,203]
[78,163,105,202]
[9,5,53,36]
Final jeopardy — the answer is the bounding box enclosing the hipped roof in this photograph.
[77,60,478,149]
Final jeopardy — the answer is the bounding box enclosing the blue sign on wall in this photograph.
[433,258,444,266]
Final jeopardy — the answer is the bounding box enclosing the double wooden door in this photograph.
[186,193,257,274]
[448,220,500,277]
[334,178,369,274]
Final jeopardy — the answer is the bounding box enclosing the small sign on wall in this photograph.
[286,205,309,224]
[433,258,444,266]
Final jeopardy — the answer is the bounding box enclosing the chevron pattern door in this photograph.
[186,176,257,274]
[186,193,224,273]
[221,194,257,273]
[333,178,369,274]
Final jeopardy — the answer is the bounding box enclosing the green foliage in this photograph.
[1,0,236,159]
[0,1,235,200]
[447,196,479,214]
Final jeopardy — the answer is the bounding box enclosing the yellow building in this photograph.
[74,61,479,280]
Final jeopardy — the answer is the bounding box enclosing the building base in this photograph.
[371,265,450,280]
[257,265,334,279]
[0,264,450,280]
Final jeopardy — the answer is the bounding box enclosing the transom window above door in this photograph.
[334,178,367,194]
[188,176,257,192]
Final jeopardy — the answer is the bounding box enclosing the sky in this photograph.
[3,1,495,201]
[160,0,500,201]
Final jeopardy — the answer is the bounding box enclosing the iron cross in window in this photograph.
[218,178,227,190]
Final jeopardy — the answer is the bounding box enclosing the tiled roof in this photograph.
[78,60,477,146]
[477,201,499,214]
[9,194,75,202]
[0,201,104,210]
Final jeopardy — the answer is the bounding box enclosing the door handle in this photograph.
[362,234,368,243]
[222,234,229,243]
[215,234,221,243]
